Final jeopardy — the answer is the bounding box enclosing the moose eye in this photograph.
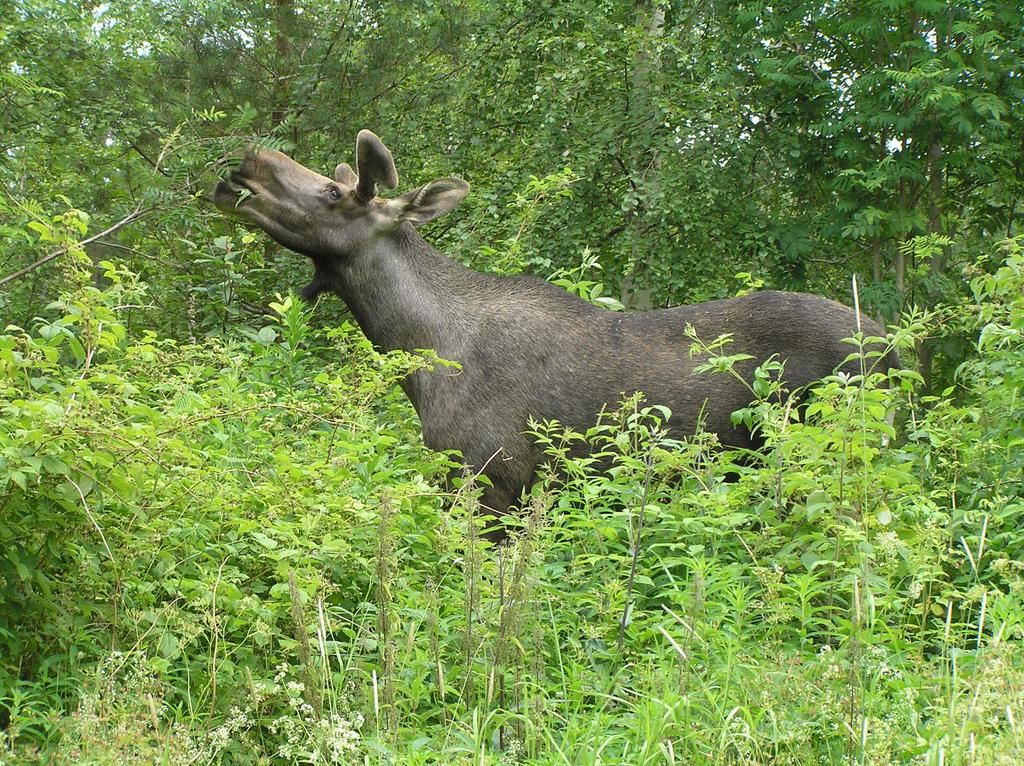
[327,187,342,201]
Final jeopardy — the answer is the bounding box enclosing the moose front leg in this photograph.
[441,440,538,544]
[477,482,521,543]
[442,466,519,543]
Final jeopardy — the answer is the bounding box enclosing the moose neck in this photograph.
[328,223,476,356]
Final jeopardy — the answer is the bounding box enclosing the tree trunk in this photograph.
[620,1,665,310]
[271,0,294,130]
[918,137,946,391]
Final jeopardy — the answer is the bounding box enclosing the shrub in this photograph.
[2,238,1023,764]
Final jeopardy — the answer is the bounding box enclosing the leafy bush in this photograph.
[2,239,1023,764]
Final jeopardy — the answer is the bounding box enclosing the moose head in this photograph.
[213,130,469,300]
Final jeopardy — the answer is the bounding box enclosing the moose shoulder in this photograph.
[214,130,893,537]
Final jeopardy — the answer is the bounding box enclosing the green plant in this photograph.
[547,248,626,311]
[4,238,1024,763]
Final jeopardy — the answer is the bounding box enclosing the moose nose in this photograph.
[228,163,249,184]
[214,145,262,180]
[212,151,260,210]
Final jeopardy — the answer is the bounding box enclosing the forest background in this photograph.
[2,1,1024,764]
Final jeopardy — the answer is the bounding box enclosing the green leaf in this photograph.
[805,490,830,521]
[27,221,53,241]
[157,631,180,659]
[252,532,279,550]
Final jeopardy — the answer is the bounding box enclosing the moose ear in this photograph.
[392,178,470,227]
[354,130,398,201]
[334,162,357,186]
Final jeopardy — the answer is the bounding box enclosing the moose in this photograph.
[214,130,893,537]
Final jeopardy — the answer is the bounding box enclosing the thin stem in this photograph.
[617,438,657,654]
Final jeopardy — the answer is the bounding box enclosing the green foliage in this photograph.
[3,1,1024,762]
[547,248,625,312]
[4,0,1023,385]
[0,252,454,761]
[3,234,1024,763]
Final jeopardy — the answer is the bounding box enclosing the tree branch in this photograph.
[0,204,151,288]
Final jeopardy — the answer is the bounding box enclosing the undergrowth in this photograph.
[1,237,1023,764]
